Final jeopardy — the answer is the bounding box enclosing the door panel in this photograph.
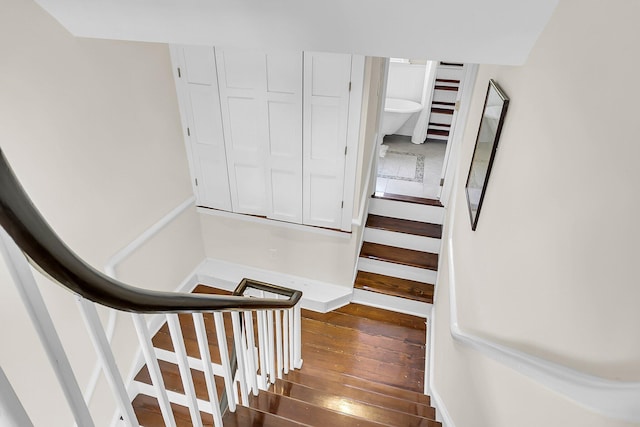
[217,47,303,221]
[233,164,267,212]
[174,45,232,211]
[303,52,352,229]
[216,48,269,216]
[265,51,303,223]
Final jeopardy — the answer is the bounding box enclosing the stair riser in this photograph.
[358,258,437,284]
[351,289,432,318]
[363,228,441,254]
[368,198,444,224]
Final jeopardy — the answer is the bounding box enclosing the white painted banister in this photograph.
[230,312,250,406]
[76,298,138,426]
[131,314,177,427]
[441,199,640,423]
[0,366,34,427]
[213,312,236,412]
[83,196,196,405]
[0,229,95,427]
[192,313,224,427]
[167,313,203,427]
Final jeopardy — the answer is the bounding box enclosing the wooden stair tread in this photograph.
[366,214,442,239]
[224,405,306,427]
[134,360,225,402]
[355,271,434,304]
[270,380,438,425]
[360,242,438,271]
[132,394,214,427]
[430,107,454,115]
[372,193,443,206]
[333,303,426,330]
[434,85,458,91]
[435,78,460,84]
[301,307,425,344]
[151,313,235,363]
[249,391,390,427]
[275,378,436,420]
[426,129,450,137]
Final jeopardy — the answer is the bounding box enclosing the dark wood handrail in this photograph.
[0,148,301,313]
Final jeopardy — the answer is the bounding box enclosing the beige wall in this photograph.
[0,0,204,424]
[433,1,640,426]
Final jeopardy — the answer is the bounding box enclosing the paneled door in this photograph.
[216,48,303,222]
[172,46,232,211]
[303,52,352,229]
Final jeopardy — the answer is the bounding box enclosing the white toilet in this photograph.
[381,97,423,136]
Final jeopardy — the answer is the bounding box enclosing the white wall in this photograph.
[35,0,559,65]
[433,1,640,425]
[385,61,427,137]
[0,0,204,424]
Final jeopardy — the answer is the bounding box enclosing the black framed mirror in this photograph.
[465,79,509,230]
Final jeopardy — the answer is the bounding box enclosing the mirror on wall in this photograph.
[465,79,509,230]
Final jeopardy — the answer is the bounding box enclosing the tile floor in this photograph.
[375,135,446,200]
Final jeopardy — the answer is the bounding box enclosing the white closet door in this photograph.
[173,46,231,211]
[265,52,303,223]
[303,52,352,229]
[217,48,303,222]
[216,48,269,216]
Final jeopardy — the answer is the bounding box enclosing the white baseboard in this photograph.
[369,198,444,224]
[363,227,441,254]
[429,385,455,427]
[351,288,431,318]
[197,258,353,313]
[357,257,437,284]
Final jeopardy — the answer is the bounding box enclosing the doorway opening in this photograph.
[375,60,465,201]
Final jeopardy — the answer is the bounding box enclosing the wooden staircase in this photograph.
[355,194,443,306]
[426,62,464,144]
[130,286,441,426]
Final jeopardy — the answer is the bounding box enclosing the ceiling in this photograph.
[35,0,559,65]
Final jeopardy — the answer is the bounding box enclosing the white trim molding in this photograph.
[433,210,640,424]
[85,195,196,406]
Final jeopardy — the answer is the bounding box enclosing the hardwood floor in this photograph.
[131,285,438,426]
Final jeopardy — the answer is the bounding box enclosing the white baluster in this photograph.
[256,310,268,389]
[193,313,224,427]
[77,298,138,426]
[294,303,303,369]
[213,312,236,412]
[282,309,289,375]
[243,311,259,395]
[275,309,283,379]
[131,314,177,427]
[0,230,95,427]
[167,314,203,427]
[288,307,295,370]
[231,312,249,405]
[266,310,276,384]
